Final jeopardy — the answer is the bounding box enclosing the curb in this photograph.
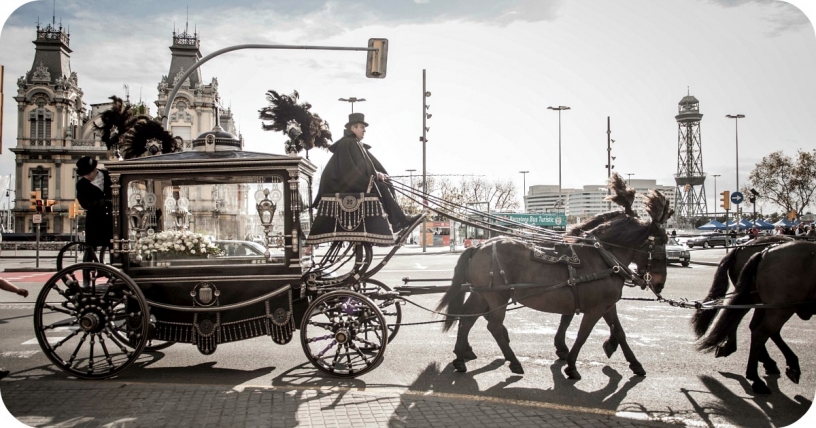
[2,267,56,272]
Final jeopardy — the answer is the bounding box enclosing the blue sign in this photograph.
[731,191,744,205]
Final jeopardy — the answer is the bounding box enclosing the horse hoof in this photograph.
[629,363,646,377]
[714,345,735,358]
[603,340,618,358]
[751,380,772,395]
[763,362,780,376]
[786,368,801,384]
[462,349,478,361]
[564,367,581,380]
[453,361,468,373]
[509,363,524,375]
[555,350,569,361]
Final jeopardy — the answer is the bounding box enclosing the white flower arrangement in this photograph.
[137,230,220,258]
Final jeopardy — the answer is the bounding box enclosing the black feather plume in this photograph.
[259,90,332,153]
[94,95,182,159]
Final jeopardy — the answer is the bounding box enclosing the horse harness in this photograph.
[469,236,658,315]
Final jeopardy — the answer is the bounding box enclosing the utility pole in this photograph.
[606,117,613,210]
[338,97,366,113]
[421,69,431,253]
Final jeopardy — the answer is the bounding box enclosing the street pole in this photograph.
[422,69,428,253]
[35,221,40,268]
[606,116,612,210]
[626,173,635,185]
[726,114,745,195]
[547,106,570,203]
[519,171,528,210]
[712,174,720,220]
[339,97,366,113]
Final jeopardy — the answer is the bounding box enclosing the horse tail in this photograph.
[437,247,477,332]
[690,248,740,338]
[697,251,764,353]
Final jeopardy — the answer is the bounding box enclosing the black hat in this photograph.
[76,156,98,176]
[345,113,369,129]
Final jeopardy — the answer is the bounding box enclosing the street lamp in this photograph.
[712,174,720,219]
[547,106,570,201]
[625,173,635,185]
[726,114,745,195]
[519,171,529,209]
[339,97,366,113]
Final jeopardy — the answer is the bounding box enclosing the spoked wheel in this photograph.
[34,262,150,379]
[352,279,402,344]
[56,242,110,271]
[300,290,388,377]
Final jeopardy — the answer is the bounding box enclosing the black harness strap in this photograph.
[568,265,581,315]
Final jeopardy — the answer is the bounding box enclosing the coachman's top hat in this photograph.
[345,113,369,129]
[76,156,98,177]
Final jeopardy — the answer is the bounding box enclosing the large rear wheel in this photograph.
[56,242,110,271]
[300,290,388,377]
[34,263,150,379]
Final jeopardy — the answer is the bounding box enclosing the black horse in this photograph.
[691,235,794,367]
[698,240,816,394]
[437,174,672,379]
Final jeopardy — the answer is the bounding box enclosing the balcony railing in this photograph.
[22,138,104,148]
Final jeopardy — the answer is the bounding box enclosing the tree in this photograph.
[747,149,816,221]
[395,174,520,219]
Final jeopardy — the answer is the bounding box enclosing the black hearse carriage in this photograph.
[34,149,393,379]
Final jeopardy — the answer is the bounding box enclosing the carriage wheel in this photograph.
[352,279,402,345]
[300,290,388,377]
[56,242,110,271]
[33,262,150,379]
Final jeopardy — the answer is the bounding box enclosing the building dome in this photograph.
[193,125,242,152]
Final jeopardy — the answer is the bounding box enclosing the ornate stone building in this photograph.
[10,21,240,234]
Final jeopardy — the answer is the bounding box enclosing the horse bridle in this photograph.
[632,229,666,290]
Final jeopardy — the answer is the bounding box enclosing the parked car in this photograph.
[686,232,728,248]
[666,238,690,267]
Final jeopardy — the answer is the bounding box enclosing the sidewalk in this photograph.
[1,380,676,428]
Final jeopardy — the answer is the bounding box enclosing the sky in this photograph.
[0,0,815,217]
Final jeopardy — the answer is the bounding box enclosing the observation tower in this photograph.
[674,93,708,222]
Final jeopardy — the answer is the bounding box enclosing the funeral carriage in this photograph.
[34,130,422,379]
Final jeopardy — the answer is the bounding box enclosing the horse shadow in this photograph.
[389,358,647,426]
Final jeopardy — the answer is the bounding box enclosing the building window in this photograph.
[30,165,50,199]
[29,101,53,145]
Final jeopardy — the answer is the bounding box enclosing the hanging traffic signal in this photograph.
[720,191,731,210]
[34,199,45,213]
[44,199,57,213]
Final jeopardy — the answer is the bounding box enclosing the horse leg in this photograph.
[452,293,482,372]
[770,331,800,383]
[746,309,794,394]
[564,309,604,380]
[555,315,573,360]
[485,300,523,374]
[603,306,644,376]
[601,310,620,359]
[745,309,781,375]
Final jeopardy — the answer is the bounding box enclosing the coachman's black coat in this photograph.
[313,131,407,228]
[76,169,113,247]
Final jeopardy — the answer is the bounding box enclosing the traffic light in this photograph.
[29,191,41,210]
[720,191,731,210]
[34,199,45,213]
[68,201,75,219]
[44,199,57,213]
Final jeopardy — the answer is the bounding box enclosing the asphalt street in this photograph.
[0,247,814,427]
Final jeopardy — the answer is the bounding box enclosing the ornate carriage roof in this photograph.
[105,150,317,175]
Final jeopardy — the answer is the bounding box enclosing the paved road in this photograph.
[0,248,814,427]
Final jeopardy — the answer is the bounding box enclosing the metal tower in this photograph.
[674,93,708,223]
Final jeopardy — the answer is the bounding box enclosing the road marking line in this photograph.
[22,337,66,345]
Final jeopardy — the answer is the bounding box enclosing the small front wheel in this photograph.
[300,290,388,377]
[352,279,402,344]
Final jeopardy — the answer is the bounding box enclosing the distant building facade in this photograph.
[524,179,677,227]
[10,20,239,234]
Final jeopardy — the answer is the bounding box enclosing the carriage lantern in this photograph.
[255,188,278,260]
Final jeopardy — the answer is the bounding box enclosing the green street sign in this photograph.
[494,212,567,227]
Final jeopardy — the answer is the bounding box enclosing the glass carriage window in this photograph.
[125,175,287,268]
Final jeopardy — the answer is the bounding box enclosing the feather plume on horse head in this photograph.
[258,90,332,153]
[604,173,637,217]
[94,95,182,159]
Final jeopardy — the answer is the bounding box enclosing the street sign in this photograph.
[494,212,567,227]
[730,191,744,205]
[33,214,42,224]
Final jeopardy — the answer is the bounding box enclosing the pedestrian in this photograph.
[75,156,113,265]
[729,229,737,246]
[313,113,420,233]
[0,277,28,379]
[806,224,816,240]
